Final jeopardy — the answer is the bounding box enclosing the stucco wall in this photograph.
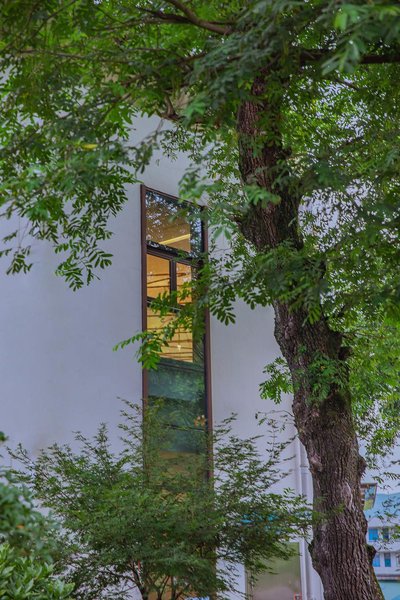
[0,115,296,469]
[0,115,322,599]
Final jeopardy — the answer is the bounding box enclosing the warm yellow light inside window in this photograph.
[177,263,192,303]
[147,309,193,362]
[147,254,170,298]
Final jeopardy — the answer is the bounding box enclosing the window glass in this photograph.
[382,528,390,541]
[369,528,379,541]
[143,188,207,456]
[145,190,202,254]
[147,308,194,362]
[177,262,192,303]
[147,360,206,453]
[384,552,391,567]
[248,544,302,600]
[147,254,170,298]
[372,554,381,567]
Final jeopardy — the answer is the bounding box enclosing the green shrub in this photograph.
[0,544,73,600]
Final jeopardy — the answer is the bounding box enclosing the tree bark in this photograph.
[236,78,383,600]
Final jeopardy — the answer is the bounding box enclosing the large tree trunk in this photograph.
[236,79,383,600]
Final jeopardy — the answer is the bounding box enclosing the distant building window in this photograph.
[396,554,400,567]
[369,528,379,541]
[372,554,381,568]
[384,552,391,568]
[382,528,390,541]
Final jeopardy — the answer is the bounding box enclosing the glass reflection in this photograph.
[144,188,207,455]
[147,254,170,298]
[145,190,202,255]
[177,262,192,303]
[147,309,194,362]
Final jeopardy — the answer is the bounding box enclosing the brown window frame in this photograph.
[140,184,212,432]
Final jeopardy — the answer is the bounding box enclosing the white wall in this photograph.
[0,183,142,456]
[211,300,298,492]
[0,114,321,599]
[0,115,190,455]
[0,115,297,462]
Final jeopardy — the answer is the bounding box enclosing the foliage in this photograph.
[260,358,293,405]
[0,473,59,562]
[9,404,309,600]
[1,3,400,594]
[0,436,73,599]
[0,2,399,445]
[350,316,400,464]
[0,544,73,600]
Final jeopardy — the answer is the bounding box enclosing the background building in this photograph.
[365,493,400,600]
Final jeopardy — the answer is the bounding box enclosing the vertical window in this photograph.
[384,552,391,568]
[369,528,379,541]
[372,554,381,568]
[396,554,400,567]
[141,187,209,453]
[382,527,390,541]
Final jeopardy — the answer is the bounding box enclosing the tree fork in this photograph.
[236,80,383,600]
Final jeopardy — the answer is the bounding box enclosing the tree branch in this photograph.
[360,53,400,65]
[300,48,400,66]
[142,2,232,34]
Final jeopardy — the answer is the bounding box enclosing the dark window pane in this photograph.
[384,552,391,567]
[148,360,205,404]
[148,360,205,453]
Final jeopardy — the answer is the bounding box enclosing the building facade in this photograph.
[366,493,400,600]
[0,115,327,599]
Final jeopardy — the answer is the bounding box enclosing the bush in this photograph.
[0,544,73,600]
[9,405,309,600]
[0,432,72,599]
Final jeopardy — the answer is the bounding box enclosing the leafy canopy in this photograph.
[0,435,73,600]
[1,1,400,456]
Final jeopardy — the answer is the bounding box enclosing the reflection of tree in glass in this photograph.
[144,189,207,453]
[146,191,202,255]
[148,355,206,453]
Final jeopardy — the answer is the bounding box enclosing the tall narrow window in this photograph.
[141,186,210,454]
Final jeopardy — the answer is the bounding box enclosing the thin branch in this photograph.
[141,2,232,35]
[16,48,160,64]
[97,16,187,31]
[163,0,232,34]
[159,94,181,122]
[328,77,362,92]
[300,48,400,66]
[139,7,190,25]
[360,53,400,65]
